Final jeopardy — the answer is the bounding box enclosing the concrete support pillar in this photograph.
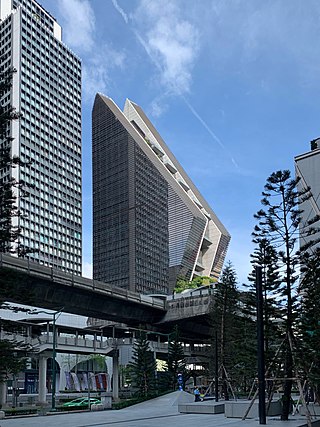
[0,381,7,408]
[112,351,119,401]
[38,356,47,404]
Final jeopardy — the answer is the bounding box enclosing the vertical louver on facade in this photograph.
[93,94,230,294]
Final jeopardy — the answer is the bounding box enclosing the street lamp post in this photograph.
[32,308,63,411]
[256,266,266,425]
[51,310,58,411]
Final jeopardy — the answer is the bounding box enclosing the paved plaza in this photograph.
[1,392,317,427]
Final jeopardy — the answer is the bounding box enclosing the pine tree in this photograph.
[231,304,257,395]
[0,65,33,256]
[298,248,320,402]
[0,65,34,404]
[128,332,157,397]
[247,239,282,364]
[253,170,318,420]
[211,261,239,400]
[167,325,188,390]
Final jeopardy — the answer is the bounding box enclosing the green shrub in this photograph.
[4,407,38,417]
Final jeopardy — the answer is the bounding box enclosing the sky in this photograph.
[39,0,320,285]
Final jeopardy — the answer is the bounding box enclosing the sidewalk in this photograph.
[1,392,318,427]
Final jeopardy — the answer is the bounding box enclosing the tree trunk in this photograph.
[281,186,293,421]
[281,346,293,420]
[0,381,7,408]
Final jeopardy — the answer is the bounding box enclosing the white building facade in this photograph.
[295,139,320,253]
[0,0,82,274]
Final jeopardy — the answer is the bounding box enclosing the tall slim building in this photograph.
[92,94,230,294]
[0,0,82,274]
[295,138,320,253]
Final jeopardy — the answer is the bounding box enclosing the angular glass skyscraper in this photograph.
[92,94,230,294]
[0,0,82,274]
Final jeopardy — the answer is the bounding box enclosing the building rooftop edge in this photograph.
[295,148,320,162]
[125,98,231,239]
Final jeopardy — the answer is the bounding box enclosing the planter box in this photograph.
[179,401,224,414]
[225,400,281,418]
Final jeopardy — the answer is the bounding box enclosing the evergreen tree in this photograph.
[128,331,157,397]
[253,170,318,420]
[230,289,257,395]
[211,261,239,400]
[0,65,33,256]
[0,65,34,404]
[298,248,320,402]
[0,67,21,253]
[247,239,282,364]
[167,325,188,390]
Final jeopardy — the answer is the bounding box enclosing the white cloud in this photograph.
[132,0,199,96]
[82,261,92,279]
[58,0,126,102]
[111,0,128,24]
[82,48,126,102]
[57,0,95,52]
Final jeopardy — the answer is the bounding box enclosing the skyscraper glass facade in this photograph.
[0,0,82,274]
[92,96,168,293]
[93,94,230,294]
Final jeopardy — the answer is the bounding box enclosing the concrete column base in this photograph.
[112,351,119,401]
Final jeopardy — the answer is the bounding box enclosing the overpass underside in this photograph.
[0,255,216,341]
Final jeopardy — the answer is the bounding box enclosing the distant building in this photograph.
[0,0,82,274]
[295,138,320,253]
[92,94,230,294]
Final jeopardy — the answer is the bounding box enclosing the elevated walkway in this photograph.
[0,254,216,338]
[33,334,115,356]
[0,254,166,324]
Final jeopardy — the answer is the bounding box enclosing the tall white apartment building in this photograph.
[295,139,320,253]
[0,0,82,274]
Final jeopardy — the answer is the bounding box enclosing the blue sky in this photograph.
[40,0,320,285]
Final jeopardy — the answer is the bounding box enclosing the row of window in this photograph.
[20,10,81,73]
[20,213,81,238]
[21,234,81,256]
[29,251,82,274]
[20,143,81,179]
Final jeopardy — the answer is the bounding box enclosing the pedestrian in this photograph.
[194,386,201,402]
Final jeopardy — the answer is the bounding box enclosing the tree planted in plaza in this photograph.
[0,65,35,403]
[210,261,239,400]
[166,325,188,390]
[128,331,157,397]
[298,248,320,402]
[247,238,282,364]
[253,169,318,420]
